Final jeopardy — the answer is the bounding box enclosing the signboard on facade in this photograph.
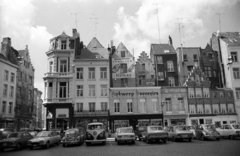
[112,57,135,78]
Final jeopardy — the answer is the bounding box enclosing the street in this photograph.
[1,139,240,156]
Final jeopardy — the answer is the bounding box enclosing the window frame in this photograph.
[76,68,83,80]
[88,67,95,79]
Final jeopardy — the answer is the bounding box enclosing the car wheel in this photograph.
[15,143,21,150]
[201,135,205,141]
[45,142,50,149]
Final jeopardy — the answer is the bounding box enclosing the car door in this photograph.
[217,126,224,136]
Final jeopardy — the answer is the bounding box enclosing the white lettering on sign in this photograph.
[138,91,158,96]
[112,92,134,97]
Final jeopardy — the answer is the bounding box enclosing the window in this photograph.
[100,67,107,79]
[9,102,13,114]
[228,104,234,113]
[142,63,145,71]
[10,73,15,82]
[168,77,175,86]
[213,70,217,77]
[120,64,127,73]
[188,88,195,98]
[213,104,219,114]
[236,88,240,99]
[29,76,33,84]
[167,61,174,72]
[127,99,133,113]
[165,98,172,112]
[59,82,66,98]
[231,52,238,62]
[195,75,200,83]
[89,85,95,96]
[193,54,198,61]
[2,101,6,113]
[17,87,21,98]
[88,68,95,79]
[178,98,184,111]
[76,103,83,112]
[205,119,212,124]
[121,51,125,58]
[121,78,128,87]
[138,75,145,85]
[204,67,211,77]
[76,85,83,97]
[219,92,224,98]
[227,92,232,98]
[190,105,196,114]
[152,99,158,112]
[203,88,210,98]
[233,68,240,79]
[220,104,227,113]
[76,68,83,80]
[187,66,193,73]
[60,60,67,72]
[10,86,14,98]
[4,70,9,81]
[61,40,67,49]
[205,104,211,114]
[156,56,163,64]
[183,54,188,61]
[89,103,95,112]
[158,72,164,81]
[140,99,146,113]
[28,90,31,100]
[101,102,107,111]
[49,61,53,73]
[101,85,107,96]
[197,104,204,114]
[114,100,120,113]
[208,53,213,60]
[3,84,8,97]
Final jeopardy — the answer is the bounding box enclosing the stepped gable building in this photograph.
[135,51,155,86]
[150,38,178,87]
[111,42,136,87]
[210,32,240,123]
[183,64,238,126]
[0,38,19,130]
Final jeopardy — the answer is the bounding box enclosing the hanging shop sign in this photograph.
[112,57,135,78]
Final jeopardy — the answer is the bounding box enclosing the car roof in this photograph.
[87,122,104,125]
[116,127,133,130]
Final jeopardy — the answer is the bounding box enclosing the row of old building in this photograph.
[0,38,45,131]
[42,29,240,132]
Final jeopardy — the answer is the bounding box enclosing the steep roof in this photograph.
[0,53,8,61]
[176,47,200,53]
[115,42,134,58]
[87,37,104,49]
[75,48,104,60]
[151,43,176,55]
[87,37,108,59]
[213,32,240,46]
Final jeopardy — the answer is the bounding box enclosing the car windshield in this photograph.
[232,124,240,129]
[8,133,22,138]
[88,124,103,130]
[66,130,76,135]
[149,126,163,131]
[36,131,49,137]
[204,125,216,130]
[175,126,188,130]
[119,129,133,133]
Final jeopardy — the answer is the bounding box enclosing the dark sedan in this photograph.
[0,132,33,152]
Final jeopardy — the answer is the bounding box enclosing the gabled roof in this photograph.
[75,48,105,60]
[151,43,176,55]
[0,53,8,61]
[87,37,108,59]
[115,42,134,58]
[87,37,104,49]
[137,51,152,63]
[213,32,240,46]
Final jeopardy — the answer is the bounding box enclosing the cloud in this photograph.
[0,0,53,94]
[113,0,240,57]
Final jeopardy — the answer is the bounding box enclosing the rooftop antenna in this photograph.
[216,13,223,32]
[90,14,100,38]
[154,3,161,44]
[71,12,81,29]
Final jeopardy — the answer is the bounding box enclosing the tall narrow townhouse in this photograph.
[210,32,240,122]
[176,47,200,86]
[0,38,19,129]
[72,37,109,128]
[43,30,78,130]
[150,39,178,87]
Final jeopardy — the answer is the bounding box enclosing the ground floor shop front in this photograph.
[163,114,189,126]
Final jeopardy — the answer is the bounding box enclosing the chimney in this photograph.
[168,35,173,46]
[1,37,11,57]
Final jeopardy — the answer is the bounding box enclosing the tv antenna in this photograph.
[154,3,161,44]
[90,14,100,37]
[71,12,81,29]
[216,13,223,32]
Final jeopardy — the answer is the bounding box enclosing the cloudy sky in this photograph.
[0,0,240,94]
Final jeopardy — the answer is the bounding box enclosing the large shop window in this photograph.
[197,104,204,114]
[178,98,184,111]
[228,104,234,113]
[152,99,158,112]
[189,105,196,114]
[204,104,211,114]
[114,100,120,113]
[127,99,133,113]
[220,104,227,113]
[89,102,95,112]
[139,99,146,113]
[213,104,219,114]
[165,98,172,112]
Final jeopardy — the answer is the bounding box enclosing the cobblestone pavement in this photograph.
[1,138,240,156]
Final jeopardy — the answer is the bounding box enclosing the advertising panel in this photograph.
[112,57,135,78]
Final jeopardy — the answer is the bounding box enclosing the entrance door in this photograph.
[199,119,204,124]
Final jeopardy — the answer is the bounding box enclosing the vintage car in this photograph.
[85,122,106,146]
[115,127,135,144]
[28,131,38,138]
[168,126,193,142]
[0,128,14,140]
[216,124,240,139]
[61,127,85,147]
[187,126,196,139]
[195,124,220,141]
[141,126,168,143]
[0,132,33,152]
[27,131,61,149]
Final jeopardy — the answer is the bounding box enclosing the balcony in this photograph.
[44,72,73,78]
[74,110,108,117]
[43,98,73,104]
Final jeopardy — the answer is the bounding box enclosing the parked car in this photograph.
[216,124,240,139]
[61,127,85,147]
[141,126,168,144]
[85,122,106,146]
[0,128,14,140]
[168,125,193,142]
[28,131,38,138]
[0,132,33,152]
[115,127,135,145]
[27,131,61,149]
[195,124,220,141]
[187,126,196,139]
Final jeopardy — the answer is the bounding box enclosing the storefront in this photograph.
[164,114,188,126]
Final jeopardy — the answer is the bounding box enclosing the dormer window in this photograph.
[121,51,125,58]
[164,50,170,53]
[61,40,67,49]
[96,55,102,59]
